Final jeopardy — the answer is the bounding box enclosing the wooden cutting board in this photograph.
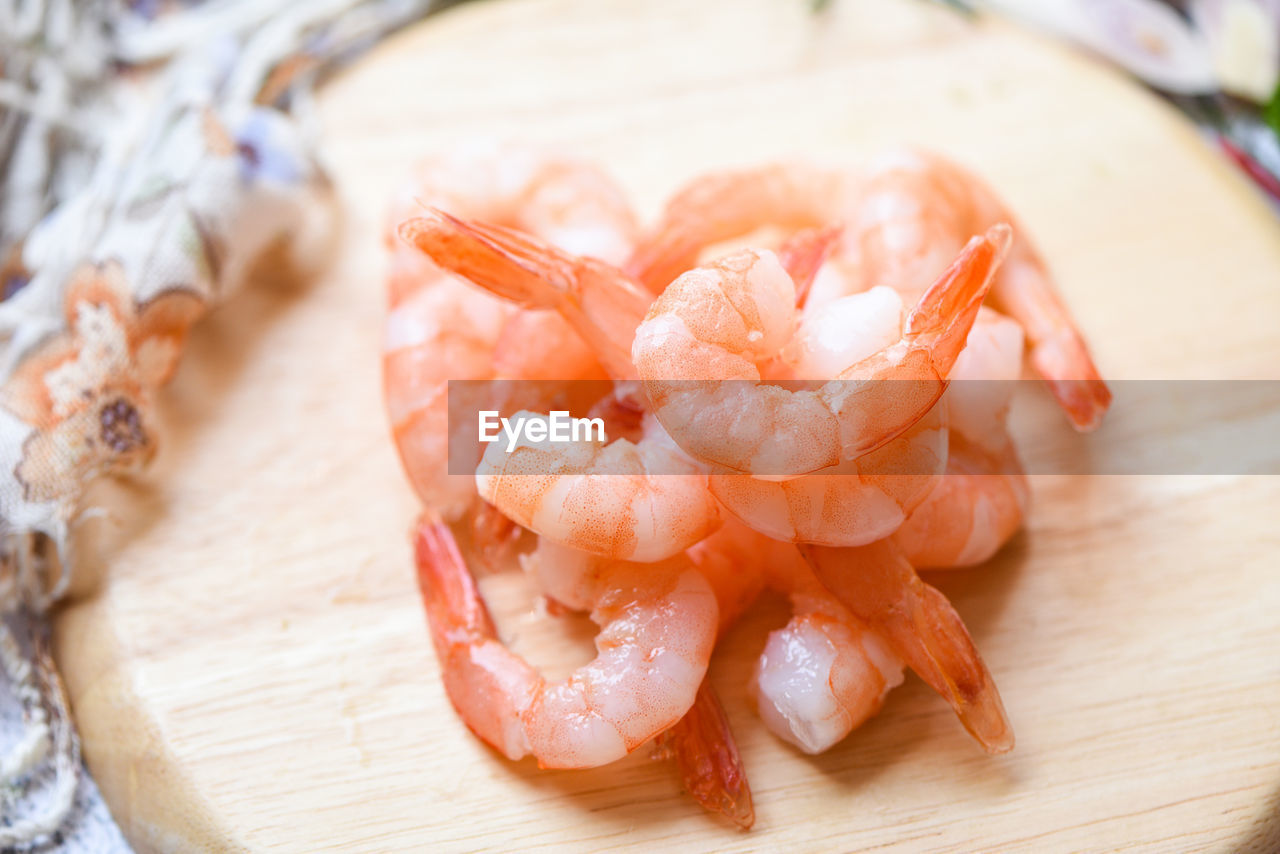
[54,0,1280,851]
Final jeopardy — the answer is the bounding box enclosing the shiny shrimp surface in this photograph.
[416,520,717,769]
[632,229,1008,475]
[630,152,1111,431]
[384,145,1112,824]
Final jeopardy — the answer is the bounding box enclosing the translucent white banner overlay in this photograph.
[446,380,1280,475]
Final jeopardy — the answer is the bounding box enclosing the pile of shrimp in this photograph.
[381,143,1110,828]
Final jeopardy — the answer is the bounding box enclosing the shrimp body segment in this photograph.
[708,404,948,547]
[385,146,637,520]
[754,611,904,755]
[691,521,906,754]
[632,227,1010,475]
[893,436,1028,569]
[475,411,721,562]
[415,519,718,769]
[752,542,906,755]
[894,308,1029,568]
[838,151,1111,430]
[384,279,513,520]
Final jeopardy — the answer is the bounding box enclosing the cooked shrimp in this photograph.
[400,210,653,380]
[626,163,852,293]
[475,409,721,562]
[893,436,1028,569]
[829,151,1110,430]
[693,520,906,754]
[754,550,906,755]
[800,539,1014,753]
[384,278,513,520]
[385,146,632,518]
[415,518,718,769]
[519,536,753,825]
[629,154,1110,430]
[893,308,1029,568]
[631,227,1009,475]
[707,403,947,547]
[384,285,608,522]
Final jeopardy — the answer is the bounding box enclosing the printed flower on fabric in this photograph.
[2,260,204,503]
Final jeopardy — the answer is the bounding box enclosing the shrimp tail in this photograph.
[414,515,497,651]
[1030,331,1112,432]
[400,208,578,309]
[827,225,1010,462]
[777,224,843,308]
[401,209,651,380]
[655,680,755,829]
[995,257,1112,432]
[903,224,1011,375]
[800,540,1014,754]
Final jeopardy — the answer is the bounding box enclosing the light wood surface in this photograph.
[54,0,1280,851]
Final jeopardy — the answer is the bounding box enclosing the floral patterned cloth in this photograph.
[0,98,328,608]
[0,1,448,848]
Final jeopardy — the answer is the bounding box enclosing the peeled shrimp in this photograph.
[415,519,718,769]
[525,537,753,825]
[631,228,1009,475]
[400,210,653,380]
[381,148,1092,816]
[384,278,513,519]
[693,521,906,754]
[894,308,1029,568]
[833,151,1109,431]
[626,163,852,293]
[801,539,1014,753]
[708,403,947,547]
[629,153,1111,430]
[475,410,721,562]
[782,306,1020,752]
[384,285,609,522]
[893,436,1028,569]
[385,146,632,519]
